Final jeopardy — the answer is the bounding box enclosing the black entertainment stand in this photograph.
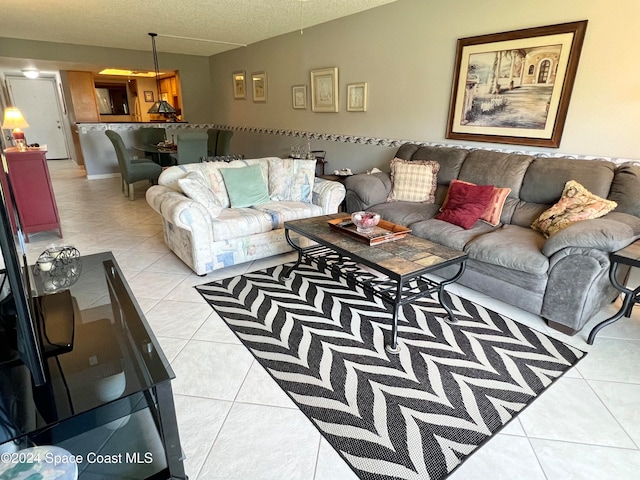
[0,252,186,479]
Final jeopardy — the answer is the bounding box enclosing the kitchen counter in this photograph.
[76,122,209,178]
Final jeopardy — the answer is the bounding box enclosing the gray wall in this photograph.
[2,0,638,175]
[208,0,640,173]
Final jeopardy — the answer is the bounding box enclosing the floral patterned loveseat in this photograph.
[146,157,345,275]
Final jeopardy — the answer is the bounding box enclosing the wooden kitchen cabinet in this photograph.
[1,148,62,241]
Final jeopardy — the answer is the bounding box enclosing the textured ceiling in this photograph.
[2,0,398,56]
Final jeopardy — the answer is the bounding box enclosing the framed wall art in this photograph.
[347,82,368,112]
[446,20,588,148]
[232,71,246,99]
[143,91,154,102]
[252,71,267,102]
[292,85,307,109]
[310,67,338,112]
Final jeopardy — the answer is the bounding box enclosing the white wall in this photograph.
[208,0,640,172]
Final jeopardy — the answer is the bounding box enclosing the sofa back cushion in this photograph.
[520,158,615,204]
[396,145,468,186]
[457,150,534,198]
[158,158,272,208]
[512,157,616,227]
[267,158,315,203]
[608,162,640,217]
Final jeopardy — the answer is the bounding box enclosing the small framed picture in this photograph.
[252,71,267,102]
[232,71,246,99]
[292,85,307,109]
[347,82,368,112]
[144,91,154,102]
[310,67,338,112]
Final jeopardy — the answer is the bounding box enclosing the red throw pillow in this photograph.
[436,181,495,229]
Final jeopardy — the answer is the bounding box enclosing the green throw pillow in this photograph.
[220,164,270,208]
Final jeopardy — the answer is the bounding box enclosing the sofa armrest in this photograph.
[541,212,640,257]
[146,185,174,214]
[312,178,346,214]
[344,172,391,211]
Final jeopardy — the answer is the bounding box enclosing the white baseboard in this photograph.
[87,173,120,180]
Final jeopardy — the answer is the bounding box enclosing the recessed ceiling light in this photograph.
[98,68,158,77]
[22,69,39,79]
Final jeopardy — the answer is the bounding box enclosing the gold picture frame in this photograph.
[252,71,267,103]
[292,85,307,109]
[347,82,367,112]
[446,21,588,147]
[310,67,338,112]
[232,71,246,99]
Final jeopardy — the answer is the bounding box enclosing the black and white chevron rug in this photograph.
[196,260,585,480]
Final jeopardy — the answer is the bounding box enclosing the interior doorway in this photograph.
[6,76,70,159]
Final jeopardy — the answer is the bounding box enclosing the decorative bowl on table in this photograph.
[351,211,381,234]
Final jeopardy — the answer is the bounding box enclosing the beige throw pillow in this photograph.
[386,157,440,203]
[531,180,617,238]
[178,170,223,217]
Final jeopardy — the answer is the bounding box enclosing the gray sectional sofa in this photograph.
[344,143,640,336]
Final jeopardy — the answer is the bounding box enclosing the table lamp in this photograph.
[1,107,29,151]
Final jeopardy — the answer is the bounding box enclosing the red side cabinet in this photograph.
[1,148,62,242]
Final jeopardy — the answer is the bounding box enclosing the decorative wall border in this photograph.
[209,124,640,166]
[77,122,639,166]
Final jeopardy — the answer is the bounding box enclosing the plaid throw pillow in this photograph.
[386,157,440,203]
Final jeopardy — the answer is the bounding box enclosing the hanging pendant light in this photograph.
[147,32,177,116]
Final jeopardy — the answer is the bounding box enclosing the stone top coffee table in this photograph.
[283,214,468,353]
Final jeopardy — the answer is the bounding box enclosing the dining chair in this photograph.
[176,132,208,165]
[139,127,166,146]
[206,128,220,157]
[311,150,327,176]
[105,130,162,200]
[215,130,234,156]
[206,129,234,157]
[138,127,174,166]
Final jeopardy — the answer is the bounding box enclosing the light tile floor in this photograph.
[24,160,640,479]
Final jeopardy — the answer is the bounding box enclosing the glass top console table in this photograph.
[0,252,186,479]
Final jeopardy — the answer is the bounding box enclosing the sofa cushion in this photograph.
[519,157,615,205]
[436,181,494,229]
[369,201,441,228]
[542,212,640,257]
[177,171,223,217]
[441,179,511,227]
[386,157,439,203]
[608,163,640,217]
[252,201,324,229]
[464,225,549,275]
[268,158,315,203]
[210,207,273,241]
[457,150,534,199]
[531,180,618,238]
[410,218,496,251]
[158,158,270,208]
[220,164,271,208]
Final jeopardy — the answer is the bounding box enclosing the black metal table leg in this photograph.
[281,228,303,280]
[385,281,404,354]
[588,262,639,344]
[438,262,466,323]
